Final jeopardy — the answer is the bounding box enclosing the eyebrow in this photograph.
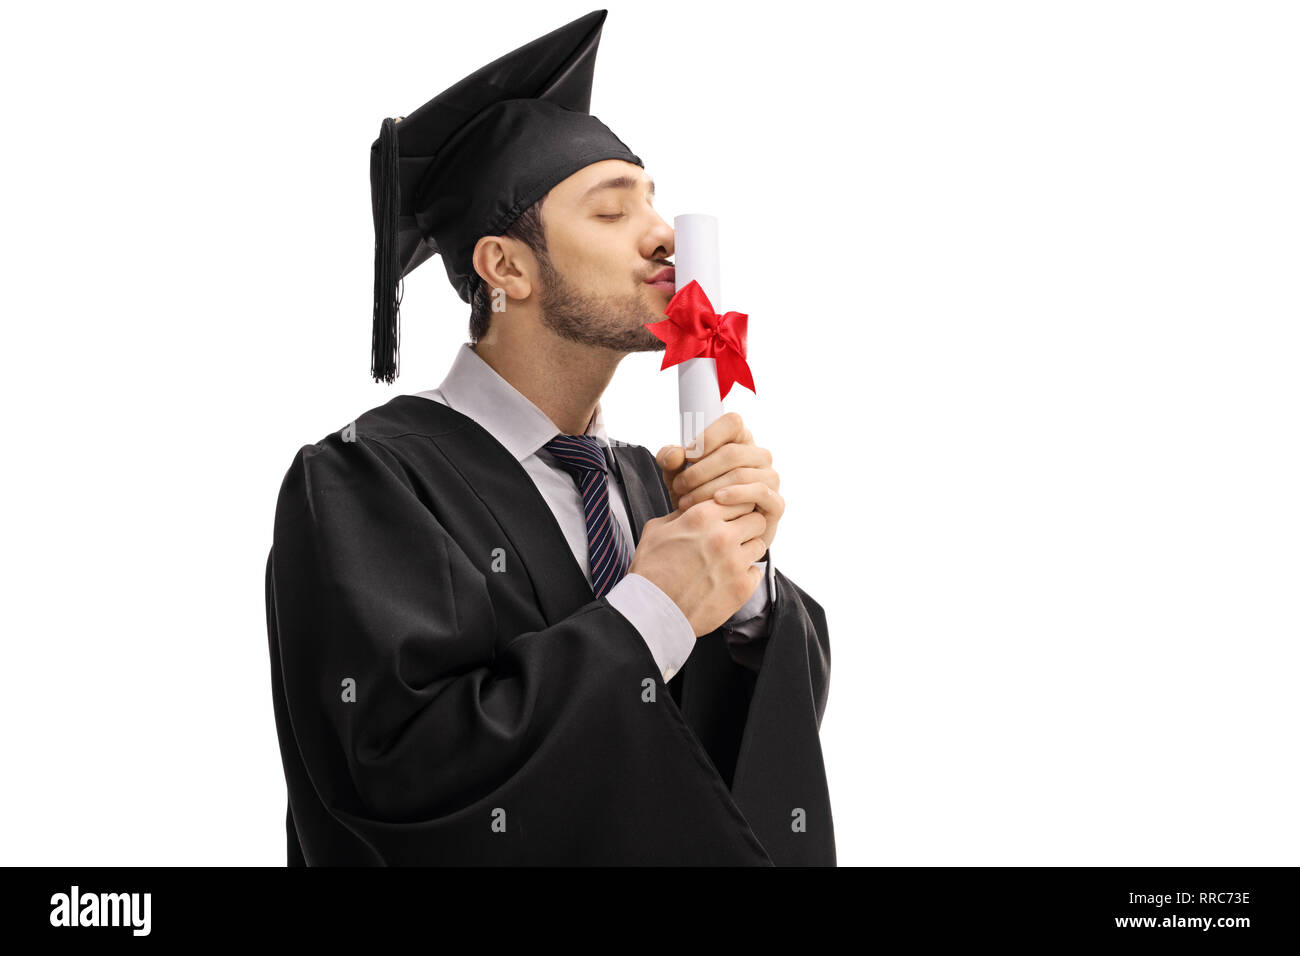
[580,175,655,202]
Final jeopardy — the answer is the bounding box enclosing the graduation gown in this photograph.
[264,395,835,865]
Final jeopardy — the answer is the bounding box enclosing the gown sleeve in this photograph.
[265,433,773,866]
[721,554,778,672]
[724,564,836,864]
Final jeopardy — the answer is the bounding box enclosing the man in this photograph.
[264,9,833,866]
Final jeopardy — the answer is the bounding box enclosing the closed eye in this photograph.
[597,213,625,221]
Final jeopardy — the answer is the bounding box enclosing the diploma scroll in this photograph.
[673,214,725,457]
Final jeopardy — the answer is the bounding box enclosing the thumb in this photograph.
[656,445,684,471]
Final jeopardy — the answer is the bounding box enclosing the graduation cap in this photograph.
[370,8,643,383]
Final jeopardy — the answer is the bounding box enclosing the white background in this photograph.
[1,0,1296,866]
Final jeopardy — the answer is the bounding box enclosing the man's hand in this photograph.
[628,501,768,637]
[655,411,784,558]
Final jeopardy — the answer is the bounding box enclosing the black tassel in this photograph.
[372,116,402,384]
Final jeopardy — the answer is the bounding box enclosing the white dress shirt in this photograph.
[413,342,776,681]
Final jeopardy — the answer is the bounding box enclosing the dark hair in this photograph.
[468,196,548,342]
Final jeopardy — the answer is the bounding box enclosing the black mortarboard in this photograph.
[369,8,643,383]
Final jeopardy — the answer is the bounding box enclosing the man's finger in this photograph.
[685,498,759,523]
[683,411,746,464]
[678,467,774,510]
[714,481,783,517]
[656,445,684,470]
[730,510,768,544]
[674,443,769,498]
[742,538,769,565]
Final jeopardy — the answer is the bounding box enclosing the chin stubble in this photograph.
[537,254,668,353]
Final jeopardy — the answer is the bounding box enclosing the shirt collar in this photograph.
[415,342,610,463]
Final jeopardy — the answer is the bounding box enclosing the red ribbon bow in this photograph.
[643,279,756,401]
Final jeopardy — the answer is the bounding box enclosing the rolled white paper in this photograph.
[670,214,763,578]
[673,213,725,455]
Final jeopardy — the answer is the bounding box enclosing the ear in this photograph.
[472,235,533,301]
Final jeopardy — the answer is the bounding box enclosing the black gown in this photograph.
[264,394,835,865]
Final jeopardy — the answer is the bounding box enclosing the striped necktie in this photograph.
[543,433,633,598]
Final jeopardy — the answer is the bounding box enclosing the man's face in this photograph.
[533,159,674,353]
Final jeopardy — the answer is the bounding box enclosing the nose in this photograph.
[644,208,674,261]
